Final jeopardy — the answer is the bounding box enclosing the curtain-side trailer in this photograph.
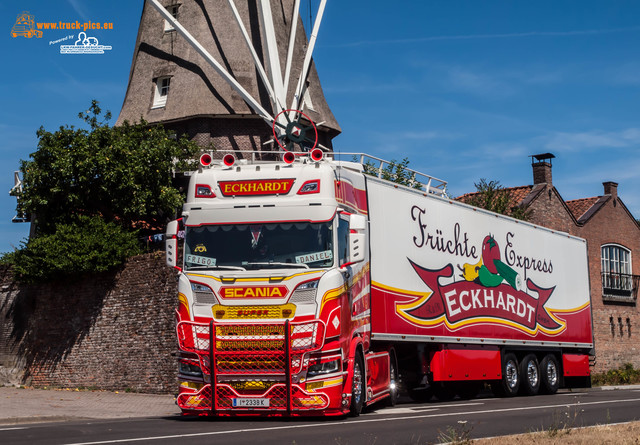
[166,151,593,417]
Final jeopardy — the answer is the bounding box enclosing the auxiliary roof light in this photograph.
[223,153,236,167]
[283,151,296,164]
[310,148,323,162]
[200,153,213,167]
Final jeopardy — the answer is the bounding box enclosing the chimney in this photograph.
[603,181,618,199]
[531,153,555,185]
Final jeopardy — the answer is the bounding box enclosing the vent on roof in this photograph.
[531,153,555,185]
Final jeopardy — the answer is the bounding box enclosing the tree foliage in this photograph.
[13,100,199,234]
[362,157,423,190]
[466,178,530,221]
[9,216,142,284]
[8,101,200,282]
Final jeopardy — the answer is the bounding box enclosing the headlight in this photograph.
[290,279,319,305]
[307,359,340,377]
[191,282,217,305]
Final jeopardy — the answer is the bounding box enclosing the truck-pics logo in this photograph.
[397,232,568,336]
[11,11,42,38]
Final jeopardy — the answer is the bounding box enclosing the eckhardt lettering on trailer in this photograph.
[218,179,295,196]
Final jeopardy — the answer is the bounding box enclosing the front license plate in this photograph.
[232,398,270,408]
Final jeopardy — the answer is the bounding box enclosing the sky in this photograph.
[1,1,639,253]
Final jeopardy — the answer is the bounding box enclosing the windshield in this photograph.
[185,222,334,270]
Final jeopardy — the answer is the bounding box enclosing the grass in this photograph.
[473,421,640,444]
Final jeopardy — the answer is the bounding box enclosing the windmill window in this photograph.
[164,5,179,32]
[152,76,171,109]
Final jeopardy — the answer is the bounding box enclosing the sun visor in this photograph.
[183,203,337,226]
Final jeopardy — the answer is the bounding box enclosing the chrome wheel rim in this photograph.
[505,360,518,389]
[546,360,558,386]
[353,360,363,404]
[527,360,539,387]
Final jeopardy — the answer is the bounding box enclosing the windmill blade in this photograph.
[290,0,327,114]
[257,0,287,120]
[226,0,279,110]
[147,0,274,126]
[283,0,301,98]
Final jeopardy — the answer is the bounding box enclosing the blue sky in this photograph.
[2,1,639,253]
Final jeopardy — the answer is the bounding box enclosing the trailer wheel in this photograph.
[350,353,365,416]
[385,351,399,407]
[493,353,520,397]
[540,354,560,395]
[520,354,540,396]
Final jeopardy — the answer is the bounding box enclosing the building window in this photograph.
[152,76,171,109]
[164,5,179,32]
[601,244,638,303]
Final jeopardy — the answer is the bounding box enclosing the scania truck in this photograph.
[166,150,593,417]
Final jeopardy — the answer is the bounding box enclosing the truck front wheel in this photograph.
[350,353,365,416]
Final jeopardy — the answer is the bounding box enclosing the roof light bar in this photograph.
[223,153,236,167]
[283,151,296,164]
[200,153,213,167]
[310,148,323,162]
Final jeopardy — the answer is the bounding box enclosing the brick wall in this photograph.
[520,177,640,373]
[0,252,178,393]
[574,196,640,372]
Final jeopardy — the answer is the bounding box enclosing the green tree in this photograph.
[8,100,200,282]
[362,157,423,190]
[13,101,199,234]
[466,178,530,221]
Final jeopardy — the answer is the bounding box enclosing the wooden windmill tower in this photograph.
[116,0,341,155]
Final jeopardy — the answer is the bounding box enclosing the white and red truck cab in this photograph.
[166,150,593,417]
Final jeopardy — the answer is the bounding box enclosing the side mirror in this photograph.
[166,220,180,269]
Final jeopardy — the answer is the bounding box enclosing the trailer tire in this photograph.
[540,354,560,395]
[385,351,399,407]
[493,353,520,397]
[520,354,540,396]
[350,353,365,417]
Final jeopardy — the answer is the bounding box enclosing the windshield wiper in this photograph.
[242,262,310,270]
[187,265,247,271]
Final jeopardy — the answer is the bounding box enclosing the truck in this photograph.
[165,150,593,417]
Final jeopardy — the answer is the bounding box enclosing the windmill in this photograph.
[117,0,340,156]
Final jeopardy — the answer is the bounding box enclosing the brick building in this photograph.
[459,154,640,373]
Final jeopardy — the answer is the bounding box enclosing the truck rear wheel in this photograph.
[540,354,560,394]
[520,354,540,396]
[350,353,365,416]
[492,353,520,397]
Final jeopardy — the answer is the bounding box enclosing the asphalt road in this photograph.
[2,388,640,445]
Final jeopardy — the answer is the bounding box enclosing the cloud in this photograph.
[542,128,640,152]
[326,27,640,49]
[67,0,90,21]
[446,67,514,97]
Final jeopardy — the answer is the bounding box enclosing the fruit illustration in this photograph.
[481,235,500,274]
